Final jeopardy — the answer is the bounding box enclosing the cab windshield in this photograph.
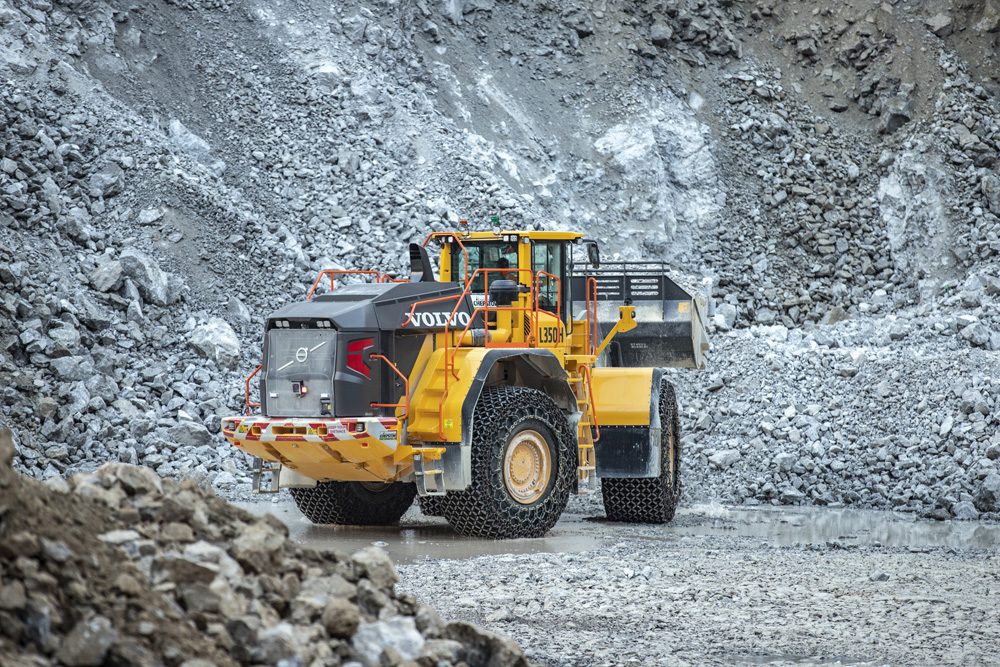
[450,241,519,294]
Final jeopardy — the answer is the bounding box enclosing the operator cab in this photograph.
[439,230,599,325]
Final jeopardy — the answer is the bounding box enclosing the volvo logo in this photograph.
[295,347,309,362]
[408,311,472,327]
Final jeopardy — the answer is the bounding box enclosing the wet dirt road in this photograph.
[240,497,1000,666]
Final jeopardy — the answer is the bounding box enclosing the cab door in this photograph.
[531,241,569,341]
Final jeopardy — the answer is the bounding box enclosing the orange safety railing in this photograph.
[445,267,535,375]
[578,364,600,442]
[244,364,262,415]
[381,275,410,283]
[401,294,463,328]
[307,270,382,298]
[586,276,598,356]
[423,232,470,287]
[368,354,409,420]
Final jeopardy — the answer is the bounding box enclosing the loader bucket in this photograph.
[571,263,709,369]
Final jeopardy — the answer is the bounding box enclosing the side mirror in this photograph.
[587,242,600,269]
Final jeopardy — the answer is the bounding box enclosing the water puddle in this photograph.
[721,653,873,666]
[237,501,999,564]
[672,504,1000,550]
[236,501,601,564]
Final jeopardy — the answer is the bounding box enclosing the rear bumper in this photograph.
[220,416,405,483]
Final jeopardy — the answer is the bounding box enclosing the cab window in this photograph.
[532,242,564,315]
[449,241,518,294]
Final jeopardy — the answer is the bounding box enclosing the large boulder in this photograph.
[974,1,1000,33]
[169,421,213,447]
[709,449,741,470]
[54,616,118,667]
[651,22,673,47]
[119,248,173,306]
[983,173,1000,216]
[975,473,1000,513]
[880,93,914,134]
[189,318,240,370]
[88,260,122,292]
[352,616,425,667]
[88,163,125,198]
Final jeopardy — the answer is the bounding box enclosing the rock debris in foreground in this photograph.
[0,430,531,667]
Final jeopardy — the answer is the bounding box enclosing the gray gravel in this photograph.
[397,498,1000,667]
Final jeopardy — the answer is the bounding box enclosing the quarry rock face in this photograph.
[0,0,998,530]
[1,1,999,664]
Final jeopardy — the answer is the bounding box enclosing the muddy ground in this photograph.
[241,496,1000,667]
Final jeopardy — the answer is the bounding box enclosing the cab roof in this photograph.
[429,230,585,242]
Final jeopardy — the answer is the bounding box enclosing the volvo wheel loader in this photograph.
[221,223,708,538]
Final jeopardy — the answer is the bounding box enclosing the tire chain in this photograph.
[601,379,682,523]
[440,386,576,539]
[417,495,446,517]
[290,481,416,525]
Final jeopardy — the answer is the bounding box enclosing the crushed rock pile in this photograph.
[674,309,1000,520]
[0,429,532,667]
[0,0,541,489]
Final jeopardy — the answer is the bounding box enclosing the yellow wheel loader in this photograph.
[221,223,708,538]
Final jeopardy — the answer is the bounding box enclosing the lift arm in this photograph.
[593,306,637,359]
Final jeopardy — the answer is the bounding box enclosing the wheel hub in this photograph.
[503,429,550,504]
[359,481,391,493]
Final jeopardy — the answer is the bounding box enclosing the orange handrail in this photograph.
[586,277,598,356]
[438,389,450,440]
[579,364,600,442]
[444,267,535,380]
[307,270,382,298]
[401,294,462,328]
[422,231,470,287]
[368,354,409,421]
[381,275,410,283]
[245,364,262,414]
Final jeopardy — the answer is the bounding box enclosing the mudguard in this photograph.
[590,367,665,478]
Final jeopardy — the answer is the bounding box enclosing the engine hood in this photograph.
[265,281,474,333]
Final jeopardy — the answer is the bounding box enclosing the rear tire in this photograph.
[290,481,416,525]
[602,380,681,523]
[442,386,575,539]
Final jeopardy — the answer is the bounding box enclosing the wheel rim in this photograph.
[503,429,551,505]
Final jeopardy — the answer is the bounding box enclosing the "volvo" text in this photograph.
[408,311,472,327]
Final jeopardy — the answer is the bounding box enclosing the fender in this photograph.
[459,349,580,448]
[589,367,666,478]
[434,349,580,493]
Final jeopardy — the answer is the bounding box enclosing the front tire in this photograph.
[602,380,682,523]
[290,481,416,525]
[442,386,575,538]
[417,495,446,517]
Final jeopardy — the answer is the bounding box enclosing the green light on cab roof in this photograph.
[491,215,500,226]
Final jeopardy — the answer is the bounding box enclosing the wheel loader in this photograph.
[221,223,708,538]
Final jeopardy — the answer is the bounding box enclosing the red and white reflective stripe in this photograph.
[228,417,399,447]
